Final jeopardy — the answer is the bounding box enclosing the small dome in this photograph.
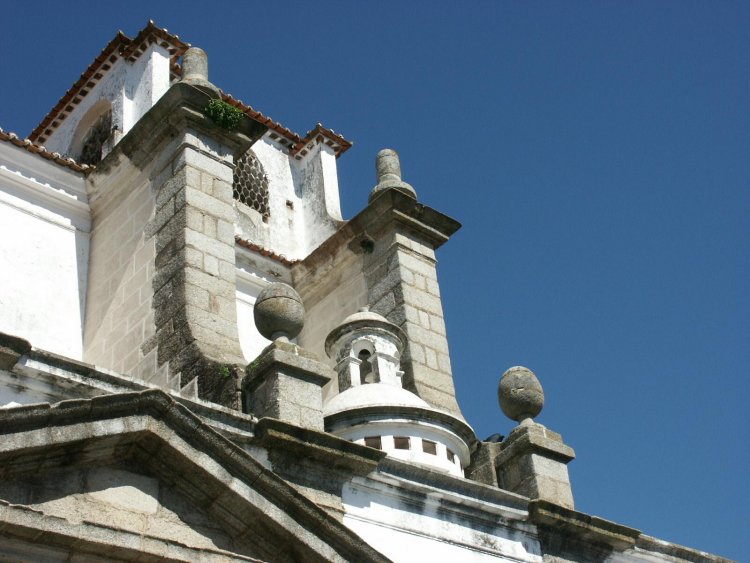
[341,308,389,325]
[324,383,429,417]
[325,307,406,359]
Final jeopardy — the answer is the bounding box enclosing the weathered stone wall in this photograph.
[0,464,242,553]
[365,230,460,418]
[148,128,248,405]
[294,240,368,399]
[83,171,163,383]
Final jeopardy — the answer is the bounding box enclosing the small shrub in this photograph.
[204,99,244,131]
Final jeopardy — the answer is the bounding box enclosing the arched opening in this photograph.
[358,348,374,384]
[70,99,114,165]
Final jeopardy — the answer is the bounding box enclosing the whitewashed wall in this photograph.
[0,143,90,359]
[342,476,542,563]
[43,44,171,160]
[236,136,343,262]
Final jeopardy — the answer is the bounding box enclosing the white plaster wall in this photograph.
[0,369,65,408]
[335,420,467,477]
[124,46,170,132]
[235,137,342,261]
[43,59,127,157]
[342,479,542,563]
[237,138,303,259]
[295,144,344,251]
[43,44,170,159]
[0,144,89,359]
[235,248,293,362]
[236,265,271,362]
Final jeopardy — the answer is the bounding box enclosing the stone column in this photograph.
[131,72,264,407]
[364,150,464,418]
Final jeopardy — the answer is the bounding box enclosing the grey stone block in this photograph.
[242,341,333,431]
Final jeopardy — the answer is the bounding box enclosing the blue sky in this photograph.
[2,2,748,559]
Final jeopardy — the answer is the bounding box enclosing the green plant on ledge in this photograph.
[204,99,244,131]
[218,364,231,379]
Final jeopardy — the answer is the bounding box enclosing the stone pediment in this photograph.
[0,389,391,562]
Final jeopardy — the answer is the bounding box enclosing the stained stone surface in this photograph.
[498,366,544,422]
[254,283,305,341]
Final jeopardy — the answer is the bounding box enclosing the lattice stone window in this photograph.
[233,149,270,220]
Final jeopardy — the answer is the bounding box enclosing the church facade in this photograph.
[0,22,729,562]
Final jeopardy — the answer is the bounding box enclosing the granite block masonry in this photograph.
[84,49,266,408]
[495,366,576,508]
[364,151,464,419]
[242,283,333,430]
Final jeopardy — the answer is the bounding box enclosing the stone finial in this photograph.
[253,283,304,341]
[182,48,209,83]
[181,47,220,96]
[498,366,544,424]
[369,149,417,202]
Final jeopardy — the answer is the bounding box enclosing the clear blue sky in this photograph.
[2,2,748,559]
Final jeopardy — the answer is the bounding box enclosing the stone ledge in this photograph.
[496,422,576,466]
[528,499,640,552]
[0,389,391,563]
[636,534,735,563]
[0,499,262,562]
[0,332,31,371]
[253,416,385,477]
[242,340,333,393]
[11,345,257,440]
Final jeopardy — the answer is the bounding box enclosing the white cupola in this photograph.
[324,308,473,477]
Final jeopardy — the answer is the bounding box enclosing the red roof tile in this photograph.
[28,22,353,160]
[235,235,298,266]
[29,21,189,145]
[0,127,91,173]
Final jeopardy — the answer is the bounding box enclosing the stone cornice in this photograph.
[0,389,392,563]
[294,188,461,279]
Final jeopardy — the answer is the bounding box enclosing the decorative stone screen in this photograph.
[233,149,270,219]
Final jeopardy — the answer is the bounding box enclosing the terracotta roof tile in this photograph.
[291,123,353,160]
[0,127,91,173]
[28,22,353,160]
[29,21,189,145]
[221,92,301,146]
[235,235,298,266]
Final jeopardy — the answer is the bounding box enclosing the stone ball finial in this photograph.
[369,148,417,202]
[182,47,209,84]
[253,283,305,341]
[498,366,544,424]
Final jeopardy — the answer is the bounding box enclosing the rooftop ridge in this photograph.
[0,127,91,173]
[29,20,190,145]
[28,22,354,160]
[235,235,299,266]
